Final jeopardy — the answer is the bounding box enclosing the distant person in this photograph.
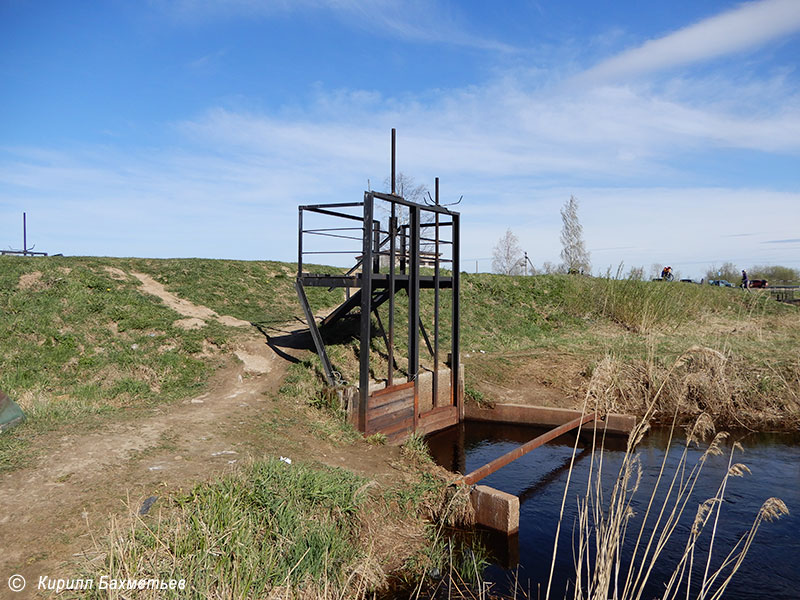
[741,270,750,291]
[660,266,673,281]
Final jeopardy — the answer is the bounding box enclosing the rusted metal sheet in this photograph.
[461,412,597,486]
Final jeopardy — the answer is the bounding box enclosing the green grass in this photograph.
[460,273,789,351]
[76,457,371,599]
[0,255,351,473]
[455,273,800,428]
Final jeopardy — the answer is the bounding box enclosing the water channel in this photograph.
[427,422,799,599]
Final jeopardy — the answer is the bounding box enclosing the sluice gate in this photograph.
[295,130,461,443]
[293,131,636,534]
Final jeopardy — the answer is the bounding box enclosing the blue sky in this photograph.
[2,0,799,279]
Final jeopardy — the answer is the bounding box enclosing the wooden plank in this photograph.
[417,405,459,436]
[368,387,414,410]
[366,414,414,438]
[367,406,414,434]
[419,404,455,419]
[368,397,413,420]
[371,380,415,397]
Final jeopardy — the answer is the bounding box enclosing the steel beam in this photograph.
[388,212,397,386]
[452,212,461,416]
[461,413,597,485]
[294,279,336,386]
[297,207,303,277]
[358,192,374,432]
[408,203,420,427]
[433,177,440,407]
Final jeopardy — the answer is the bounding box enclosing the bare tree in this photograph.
[560,195,591,274]
[650,263,664,279]
[383,172,428,204]
[627,265,645,281]
[492,229,524,275]
[541,261,563,275]
[375,172,434,262]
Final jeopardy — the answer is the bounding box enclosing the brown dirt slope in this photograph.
[0,271,405,597]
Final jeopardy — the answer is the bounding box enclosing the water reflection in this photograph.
[427,422,799,600]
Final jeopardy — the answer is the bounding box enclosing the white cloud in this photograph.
[6,0,800,270]
[579,0,800,83]
[157,0,514,51]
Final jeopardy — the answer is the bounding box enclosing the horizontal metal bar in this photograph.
[371,191,455,214]
[419,236,453,245]
[461,413,597,486]
[303,227,363,233]
[301,207,364,222]
[300,202,365,209]
[302,251,360,255]
[421,221,453,228]
[303,230,363,242]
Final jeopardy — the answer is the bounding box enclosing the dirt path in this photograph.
[0,274,391,597]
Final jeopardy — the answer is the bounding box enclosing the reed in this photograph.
[545,352,789,600]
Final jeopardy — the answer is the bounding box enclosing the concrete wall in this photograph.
[466,403,635,436]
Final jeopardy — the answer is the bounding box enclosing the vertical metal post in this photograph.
[372,219,381,274]
[391,128,396,195]
[433,178,440,407]
[359,193,374,432]
[388,206,397,387]
[297,207,303,278]
[23,213,27,255]
[408,203,420,426]
[400,225,407,274]
[452,212,461,419]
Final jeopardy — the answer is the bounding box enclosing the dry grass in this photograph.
[544,355,790,600]
[584,346,800,431]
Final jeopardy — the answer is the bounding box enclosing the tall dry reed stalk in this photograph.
[545,350,789,600]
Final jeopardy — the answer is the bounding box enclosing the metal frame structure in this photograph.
[1,213,48,256]
[295,131,461,439]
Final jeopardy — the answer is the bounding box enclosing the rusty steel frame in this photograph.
[295,129,461,436]
[460,413,597,485]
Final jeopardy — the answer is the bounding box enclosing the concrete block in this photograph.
[416,367,453,413]
[470,485,519,534]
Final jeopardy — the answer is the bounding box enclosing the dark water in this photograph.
[427,422,800,599]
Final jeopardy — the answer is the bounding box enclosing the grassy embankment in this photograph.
[459,273,800,430]
[2,256,798,597]
[0,256,341,472]
[0,256,477,598]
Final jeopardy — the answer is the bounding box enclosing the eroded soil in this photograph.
[0,272,405,598]
[464,349,588,409]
